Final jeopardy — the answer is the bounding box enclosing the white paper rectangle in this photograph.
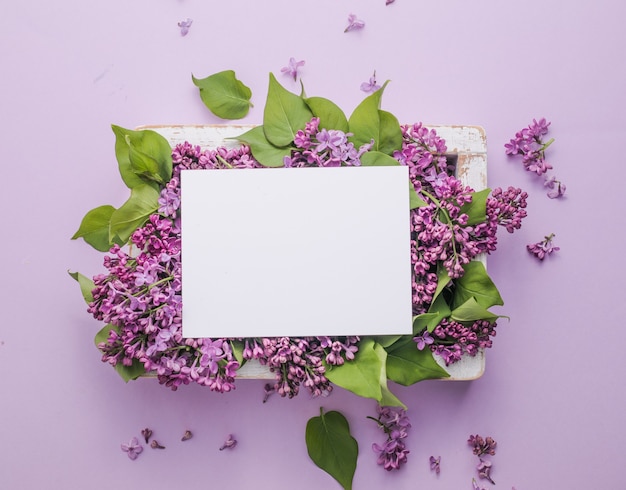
[181,165,412,338]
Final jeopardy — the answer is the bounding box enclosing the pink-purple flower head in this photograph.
[429,455,441,474]
[280,57,305,81]
[414,330,434,350]
[344,13,365,33]
[527,233,560,261]
[360,71,381,93]
[121,437,143,460]
[544,175,566,199]
[178,18,192,36]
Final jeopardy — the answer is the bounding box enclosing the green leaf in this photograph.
[229,340,245,365]
[450,297,501,323]
[359,151,399,167]
[94,324,146,382]
[68,270,95,303]
[373,343,406,408]
[192,70,253,120]
[412,313,440,335]
[94,323,115,347]
[324,338,382,401]
[370,335,403,348]
[426,294,452,331]
[432,266,452,303]
[304,96,349,133]
[460,188,491,225]
[236,126,290,167]
[385,338,450,385]
[263,73,313,147]
[453,261,504,309]
[306,408,358,490]
[348,82,402,155]
[71,205,118,252]
[109,184,159,244]
[409,182,427,209]
[111,125,172,188]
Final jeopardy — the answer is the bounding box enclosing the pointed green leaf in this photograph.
[450,297,501,323]
[426,294,452,331]
[348,82,402,155]
[360,151,399,167]
[412,313,440,335]
[433,266,452,303]
[192,70,253,119]
[304,96,349,133]
[68,270,95,303]
[373,342,406,409]
[109,184,159,244]
[409,182,427,209]
[236,126,290,167]
[306,408,358,490]
[385,338,449,385]
[324,338,382,401]
[460,188,491,225]
[263,73,313,147]
[453,261,504,309]
[71,205,118,252]
[112,125,172,188]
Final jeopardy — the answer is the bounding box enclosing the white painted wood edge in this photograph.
[139,124,488,382]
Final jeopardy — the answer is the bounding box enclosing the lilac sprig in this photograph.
[468,434,497,484]
[369,405,411,471]
[527,233,559,261]
[505,118,554,175]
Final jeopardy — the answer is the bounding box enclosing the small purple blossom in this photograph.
[219,434,237,451]
[414,330,434,350]
[429,455,441,474]
[527,233,560,261]
[468,434,497,457]
[344,13,365,32]
[360,71,381,93]
[386,0,395,4]
[544,175,566,199]
[280,57,305,81]
[121,437,143,460]
[177,18,192,36]
[477,459,495,484]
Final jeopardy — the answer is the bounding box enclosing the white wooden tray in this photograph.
[139,124,488,381]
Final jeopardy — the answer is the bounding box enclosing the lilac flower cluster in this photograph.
[505,118,565,199]
[284,117,372,168]
[369,405,411,471]
[527,233,559,261]
[468,434,497,485]
[427,319,497,365]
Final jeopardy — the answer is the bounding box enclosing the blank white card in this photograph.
[181,166,413,338]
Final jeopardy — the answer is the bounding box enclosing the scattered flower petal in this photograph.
[219,434,237,451]
[429,455,441,474]
[527,233,560,261]
[280,57,305,81]
[344,13,365,33]
[121,437,143,460]
[150,440,166,449]
[178,18,193,36]
[141,428,152,444]
[544,175,566,199]
[181,430,193,441]
[477,459,495,484]
[263,383,275,403]
[360,71,381,93]
[386,0,395,4]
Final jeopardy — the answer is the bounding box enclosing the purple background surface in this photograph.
[2,1,625,489]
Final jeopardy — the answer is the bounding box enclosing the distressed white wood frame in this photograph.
[139,124,488,381]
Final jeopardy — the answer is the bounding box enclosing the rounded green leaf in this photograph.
[306,408,358,490]
[304,96,349,132]
[263,73,312,147]
[192,70,253,119]
[385,338,450,385]
[236,126,290,167]
[71,204,117,252]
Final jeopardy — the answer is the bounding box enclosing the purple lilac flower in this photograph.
[178,18,192,36]
[468,434,497,457]
[219,434,237,450]
[413,330,434,350]
[360,71,381,93]
[386,0,395,4]
[429,455,441,474]
[527,233,559,261]
[344,13,365,32]
[505,118,554,176]
[544,175,566,199]
[121,437,143,460]
[369,405,411,471]
[280,57,305,81]
[477,459,495,484]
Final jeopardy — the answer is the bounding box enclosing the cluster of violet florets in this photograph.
[90,118,527,394]
[370,405,412,471]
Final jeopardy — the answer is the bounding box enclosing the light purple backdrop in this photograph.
[2,1,625,488]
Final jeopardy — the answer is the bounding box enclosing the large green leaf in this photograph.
[192,70,253,119]
[348,82,402,155]
[450,297,501,323]
[236,126,290,167]
[373,343,406,408]
[111,125,172,188]
[460,188,490,226]
[304,96,349,133]
[453,261,503,309]
[68,270,95,303]
[360,151,399,167]
[71,204,118,252]
[385,338,450,385]
[263,73,313,147]
[306,408,358,490]
[109,184,159,244]
[324,338,382,401]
